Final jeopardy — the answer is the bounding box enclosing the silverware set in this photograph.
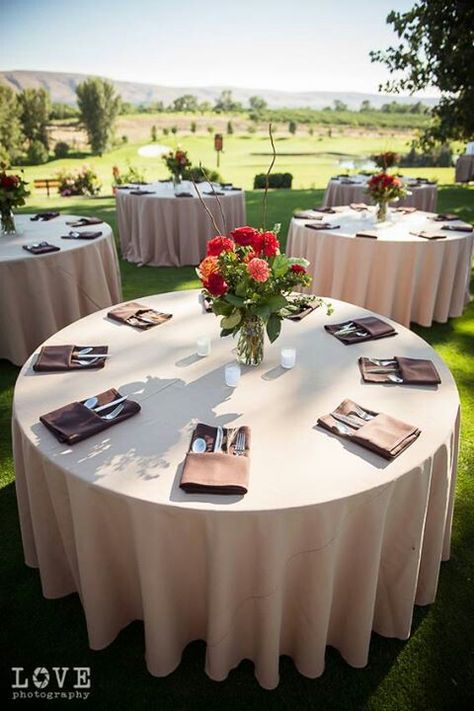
[72,346,109,367]
[334,322,368,337]
[191,427,246,456]
[233,429,246,456]
[83,395,127,420]
[365,358,403,383]
[331,404,375,432]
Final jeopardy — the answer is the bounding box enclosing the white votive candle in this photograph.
[225,363,241,387]
[196,336,211,357]
[281,347,296,369]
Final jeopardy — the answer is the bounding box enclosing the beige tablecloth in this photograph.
[455,155,474,183]
[14,290,459,689]
[0,214,122,366]
[116,182,246,266]
[287,209,473,327]
[323,177,437,212]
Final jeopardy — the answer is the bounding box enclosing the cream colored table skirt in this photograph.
[116,182,246,266]
[455,155,474,183]
[0,214,122,365]
[287,209,473,327]
[323,179,437,212]
[14,290,459,689]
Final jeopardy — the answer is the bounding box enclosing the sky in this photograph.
[0,0,422,95]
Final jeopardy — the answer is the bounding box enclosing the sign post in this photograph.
[214,133,223,167]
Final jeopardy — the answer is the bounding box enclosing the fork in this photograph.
[351,404,375,421]
[234,430,246,456]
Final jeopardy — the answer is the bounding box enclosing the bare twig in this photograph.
[261,122,276,231]
[200,163,226,233]
[190,175,222,236]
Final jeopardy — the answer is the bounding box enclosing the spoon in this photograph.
[388,374,404,383]
[75,347,93,356]
[100,404,125,420]
[192,437,207,453]
[83,396,98,409]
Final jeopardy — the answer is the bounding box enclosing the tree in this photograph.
[214,90,242,113]
[333,100,348,112]
[18,88,51,149]
[151,126,157,142]
[76,77,121,154]
[172,95,198,112]
[190,121,197,133]
[370,0,474,144]
[288,120,297,135]
[249,95,267,112]
[0,85,24,163]
[360,100,372,112]
[227,120,234,135]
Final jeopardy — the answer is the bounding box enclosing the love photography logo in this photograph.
[11,666,91,701]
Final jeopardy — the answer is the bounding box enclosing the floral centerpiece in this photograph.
[197,225,325,365]
[56,164,101,197]
[112,164,146,190]
[371,151,399,170]
[366,172,407,222]
[162,148,191,185]
[0,168,30,235]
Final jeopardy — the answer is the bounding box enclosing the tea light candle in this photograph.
[281,347,296,369]
[196,336,211,357]
[225,363,241,387]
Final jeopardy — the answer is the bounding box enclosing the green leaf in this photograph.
[221,311,242,329]
[220,328,234,338]
[212,300,233,316]
[224,293,246,307]
[266,313,282,343]
[271,254,289,277]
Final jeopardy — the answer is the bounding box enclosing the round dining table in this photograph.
[287,208,473,327]
[323,175,437,212]
[0,214,122,366]
[13,289,459,689]
[116,182,246,267]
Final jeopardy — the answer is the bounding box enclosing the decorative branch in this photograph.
[261,122,276,231]
[200,163,226,233]
[191,174,222,236]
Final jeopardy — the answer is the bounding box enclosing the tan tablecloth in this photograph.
[0,214,122,366]
[287,209,473,327]
[116,182,246,266]
[14,289,459,689]
[323,177,437,212]
[455,155,474,183]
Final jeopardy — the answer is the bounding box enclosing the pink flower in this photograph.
[247,258,270,282]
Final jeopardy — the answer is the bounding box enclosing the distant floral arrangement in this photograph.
[163,148,191,179]
[56,164,101,197]
[371,151,399,170]
[112,164,146,186]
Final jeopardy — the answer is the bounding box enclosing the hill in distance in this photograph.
[0,69,438,110]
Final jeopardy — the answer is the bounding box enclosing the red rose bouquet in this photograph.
[366,172,407,222]
[197,224,323,365]
[371,151,399,170]
[0,167,30,235]
[163,148,192,182]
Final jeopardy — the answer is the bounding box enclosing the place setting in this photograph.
[33,345,109,371]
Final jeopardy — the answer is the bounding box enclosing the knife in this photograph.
[213,426,223,452]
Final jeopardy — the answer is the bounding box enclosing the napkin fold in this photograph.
[294,212,322,220]
[130,189,155,195]
[61,231,102,240]
[108,302,172,329]
[409,231,446,240]
[305,222,340,231]
[393,206,417,214]
[429,213,458,222]
[318,398,420,460]
[312,206,336,214]
[66,217,103,227]
[441,224,473,233]
[325,316,397,344]
[33,345,108,372]
[23,242,60,254]
[180,423,251,495]
[350,203,370,211]
[358,356,441,384]
[284,300,319,320]
[30,212,60,221]
[175,192,194,198]
[40,388,140,445]
[355,231,378,239]
[340,179,357,184]
[203,190,225,196]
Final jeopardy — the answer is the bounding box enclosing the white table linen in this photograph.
[323,176,437,212]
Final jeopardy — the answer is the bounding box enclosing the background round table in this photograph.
[287,208,473,327]
[116,182,246,267]
[455,154,474,183]
[13,289,459,689]
[323,176,438,212]
[0,214,122,365]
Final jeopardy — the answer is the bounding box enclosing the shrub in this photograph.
[121,135,128,144]
[288,120,297,134]
[207,126,214,134]
[253,173,293,189]
[56,164,101,196]
[190,121,197,133]
[163,127,169,136]
[171,125,178,135]
[112,164,146,185]
[26,140,49,165]
[399,143,453,167]
[182,165,223,183]
[247,124,257,134]
[227,120,234,135]
[151,125,157,142]
[54,141,70,159]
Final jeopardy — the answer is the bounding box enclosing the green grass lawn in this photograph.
[1,185,473,710]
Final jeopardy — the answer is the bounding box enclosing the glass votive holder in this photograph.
[225,363,241,387]
[280,347,296,369]
[196,336,211,357]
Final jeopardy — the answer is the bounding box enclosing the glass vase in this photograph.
[376,200,388,223]
[237,315,264,366]
[1,207,16,235]
[173,173,182,188]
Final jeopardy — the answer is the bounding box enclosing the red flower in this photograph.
[290,264,306,274]
[0,174,19,189]
[204,272,228,297]
[230,226,260,247]
[207,236,235,257]
[259,231,280,257]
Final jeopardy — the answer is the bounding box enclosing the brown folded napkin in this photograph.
[335,174,350,178]
[33,345,108,372]
[30,212,60,221]
[66,217,103,227]
[175,192,194,198]
[340,179,357,184]
[108,302,172,329]
[318,398,420,460]
[409,231,446,240]
[441,224,473,233]
[305,222,340,231]
[312,206,336,214]
[325,316,397,344]
[358,356,441,385]
[429,213,458,222]
[393,206,417,214]
[284,299,319,321]
[40,388,140,445]
[61,231,102,240]
[350,203,370,211]
[355,231,378,239]
[204,190,225,196]
[130,189,156,195]
[180,423,251,495]
[293,212,323,220]
[23,242,60,254]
